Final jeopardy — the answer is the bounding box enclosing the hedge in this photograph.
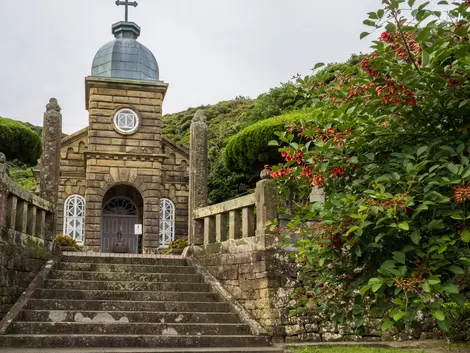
[223,109,317,174]
[0,117,42,166]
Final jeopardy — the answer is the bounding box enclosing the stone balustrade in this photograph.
[0,157,55,242]
[193,194,256,245]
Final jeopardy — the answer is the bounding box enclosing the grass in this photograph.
[292,347,424,353]
[9,167,37,191]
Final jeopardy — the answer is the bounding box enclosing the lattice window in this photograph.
[103,197,138,215]
[114,108,139,134]
[159,198,175,248]
[63,195,85,245]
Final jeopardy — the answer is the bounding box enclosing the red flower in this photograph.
[448,78,459,88]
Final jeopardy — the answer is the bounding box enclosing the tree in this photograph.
[268,0,470,335]
[0,117,42,166]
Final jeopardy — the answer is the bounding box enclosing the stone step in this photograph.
[61,256,187,266]
[0,334,272,348]
[49,270,202,283]
[57,262,196,274]
[11,322,251,336]
[0,348,284,353]
[20,310,241,324]
[34,289,218,302]
[44,279,211,292]
[27,299,231,313]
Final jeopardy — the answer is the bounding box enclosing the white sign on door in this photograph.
[134,224,143,235]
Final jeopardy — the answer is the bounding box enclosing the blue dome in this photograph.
[91,22,159,82]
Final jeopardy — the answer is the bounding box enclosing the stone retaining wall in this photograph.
[0,154,56,321]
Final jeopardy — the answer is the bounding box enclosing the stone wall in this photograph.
[0,153,56,321]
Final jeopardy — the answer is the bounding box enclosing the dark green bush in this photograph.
[223,109,316,174]
[0,117,42,166]
[443,302,470,342]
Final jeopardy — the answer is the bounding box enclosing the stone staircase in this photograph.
[0,254,282,352]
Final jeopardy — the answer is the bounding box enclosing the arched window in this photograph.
[159,198,175,248]
[63,195,85,245]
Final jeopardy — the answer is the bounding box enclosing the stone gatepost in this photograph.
[188,110,208,245]
[39,98,62,238]
[255,179,278,236]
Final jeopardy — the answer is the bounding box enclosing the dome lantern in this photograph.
[90,1,160,82]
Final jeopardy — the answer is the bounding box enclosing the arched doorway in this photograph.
[101,185,144,254]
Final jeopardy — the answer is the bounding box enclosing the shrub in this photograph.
[0,117,42,166]
[9,167,37,191]
[162,238,189,254]
[223,109,317,174]
[55,235,80,250]
[443,302,470,342]
[268,0,470,336]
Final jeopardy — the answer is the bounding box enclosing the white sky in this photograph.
[0,0,380,134]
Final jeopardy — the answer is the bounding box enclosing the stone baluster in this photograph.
[27,206,37,236]
[6,195,17,230]
[189,110,208,245]
[203,216,215,245]
[228,210,241,240]
[39,98,62,239]
[215,213,227,243]
[16,200,28,233]
[242,207,255,238]
[35,209,46,239]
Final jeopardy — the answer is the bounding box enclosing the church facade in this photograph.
[55,18,189,254]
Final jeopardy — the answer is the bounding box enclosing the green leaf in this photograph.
[313,62,325,70]
[368,277,383,285]
[381,320,394,332]
[372,283,382,293]
[363,19,376,27]
[360,32,369,39]
[432,309,445,321]
[350,156,359,164]
[393,311,405,321]
[461,230,470,243]
[462,166,470,179]
[385,23,397,34]
[428,276,441,285]
[442,283,459,294]
[447,164,459,175]
[268,140,279,146]
[448,265,465,275]
[408,0,416,7]
[398,222,410,231]
[450,294,466,308]
[417,146,428,157]
[422,281,431,292]
[411,231,421,245]
[421,51,430,67]
[438,319,450,332]
[393,252,406,264]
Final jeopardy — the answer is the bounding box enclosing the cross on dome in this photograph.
[115,0,138,22]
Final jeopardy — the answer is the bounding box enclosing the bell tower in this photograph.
[84,1,168,254]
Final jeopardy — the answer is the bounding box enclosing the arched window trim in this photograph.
[159,198,175,248]
[103,196,138,216]
[63,194,85,245]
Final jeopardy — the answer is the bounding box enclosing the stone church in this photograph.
[54,12,189,254]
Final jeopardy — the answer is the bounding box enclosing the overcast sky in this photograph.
[0,0,380,134]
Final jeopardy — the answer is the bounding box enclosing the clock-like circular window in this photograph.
[113,108,139,134]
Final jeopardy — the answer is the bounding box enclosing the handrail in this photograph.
[193,194,255,219]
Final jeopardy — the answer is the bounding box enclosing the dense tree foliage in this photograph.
[223,110,314,174]
[268,0,470,336]
[0,117,42,166]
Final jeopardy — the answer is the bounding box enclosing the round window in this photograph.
[113,109,139,134]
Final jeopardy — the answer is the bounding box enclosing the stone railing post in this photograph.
[39,98,62,239]
[255,179,278,236]
[189,110,208,245]
[0,153,7,229]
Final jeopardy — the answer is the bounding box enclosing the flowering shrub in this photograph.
[161,238,189,254]
[55,235,80,250]
[267,0,470,335]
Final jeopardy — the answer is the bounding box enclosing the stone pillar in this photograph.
[188,110,208,245]
[39,98,62,233]
[255,179,278,236]
[0,153,8,230]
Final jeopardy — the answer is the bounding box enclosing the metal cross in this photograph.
[115,0,138,22]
